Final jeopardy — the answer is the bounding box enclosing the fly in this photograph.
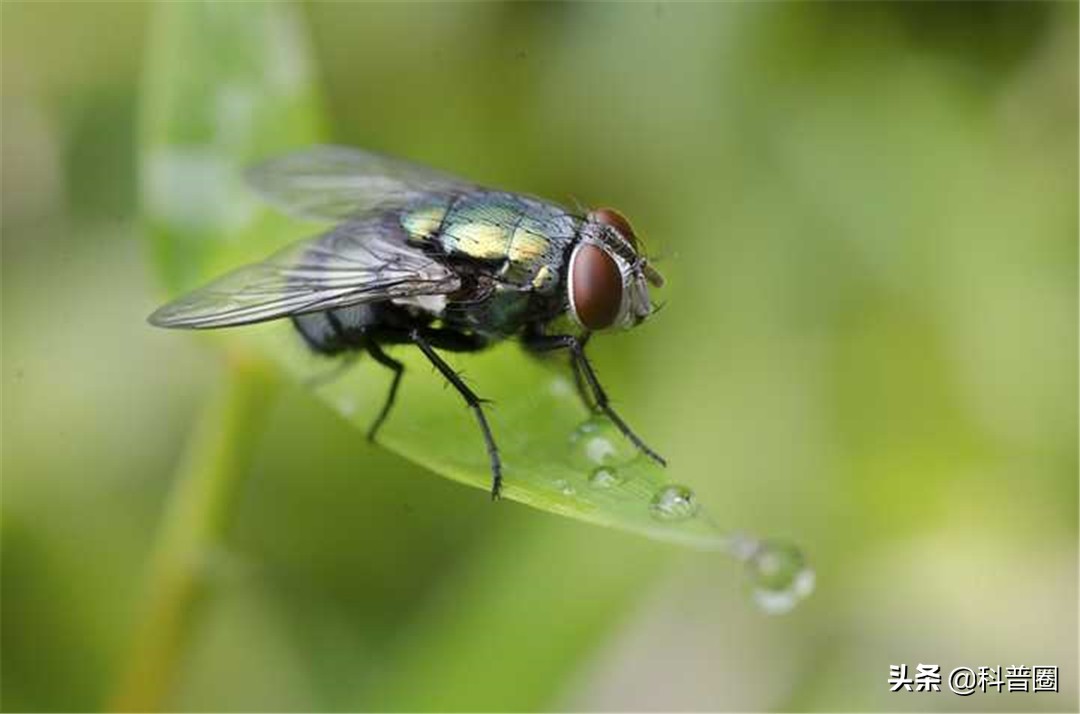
[149,145,667,499]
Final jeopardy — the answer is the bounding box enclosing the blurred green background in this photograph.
[2,2,1077,712]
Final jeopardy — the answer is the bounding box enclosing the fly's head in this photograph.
[567,207,664,332]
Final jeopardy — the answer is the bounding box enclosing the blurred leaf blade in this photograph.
[141,0,326,293]
[122,1,326,710]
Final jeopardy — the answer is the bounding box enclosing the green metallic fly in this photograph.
[149,146,666,499]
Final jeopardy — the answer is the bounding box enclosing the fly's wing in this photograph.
[246,145,479,222]
[148,217,461,329]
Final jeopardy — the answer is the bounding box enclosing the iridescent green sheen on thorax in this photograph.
[399,191,581,337]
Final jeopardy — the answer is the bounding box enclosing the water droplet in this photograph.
[336,397,357,417]
[548,377,573,397]
[650,484,698,521]
[588,466,623,489]
[570,416,637,469]
[552,478,575,496]
[745,540,815,615]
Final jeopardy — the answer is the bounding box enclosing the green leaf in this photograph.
[234,320,735,550]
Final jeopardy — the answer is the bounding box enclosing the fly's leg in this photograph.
[523,331,667,467]
[296,309,403,442]
[410,329,503,500]
[364,341,404,443]
[568,332,595,411]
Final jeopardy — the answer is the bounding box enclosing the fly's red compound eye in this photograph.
[588,207,638,251]
[570,243,623,330]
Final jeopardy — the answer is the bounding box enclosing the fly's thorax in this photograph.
[399,196,454,243]
[566,208,662,331]
[399,191,575,296]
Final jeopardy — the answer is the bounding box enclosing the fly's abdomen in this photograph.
[292,306,370,355]
[292,301,426,354]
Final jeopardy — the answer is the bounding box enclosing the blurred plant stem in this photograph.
[109,353,277,712]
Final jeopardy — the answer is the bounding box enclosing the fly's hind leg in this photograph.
[295,310,403,443]
[409,328,503,500]
[303,338,403,442]
[364,340,404,442]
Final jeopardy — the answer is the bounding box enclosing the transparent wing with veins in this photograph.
[245,144,479,222]
[148,217,461,329]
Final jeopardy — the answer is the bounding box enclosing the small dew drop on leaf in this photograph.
[552,478,575,496]
[588,466,623,489]
[569,416,638,469]
[650,484,698,521]
[336,395,357,417]
[548,376,573,397]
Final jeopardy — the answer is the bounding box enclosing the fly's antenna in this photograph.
[642,239,672,288]
[646,246,676,263]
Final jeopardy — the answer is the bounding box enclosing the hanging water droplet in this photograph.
[552,478,575,496]
[650,484,698,521]
[745,540,815,615]
[588,466,623,489]
[569,416,638,469]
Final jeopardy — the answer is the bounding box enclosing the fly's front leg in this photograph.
[568,332,595,411]
[410,329,504,500]
[523,330,667,467]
